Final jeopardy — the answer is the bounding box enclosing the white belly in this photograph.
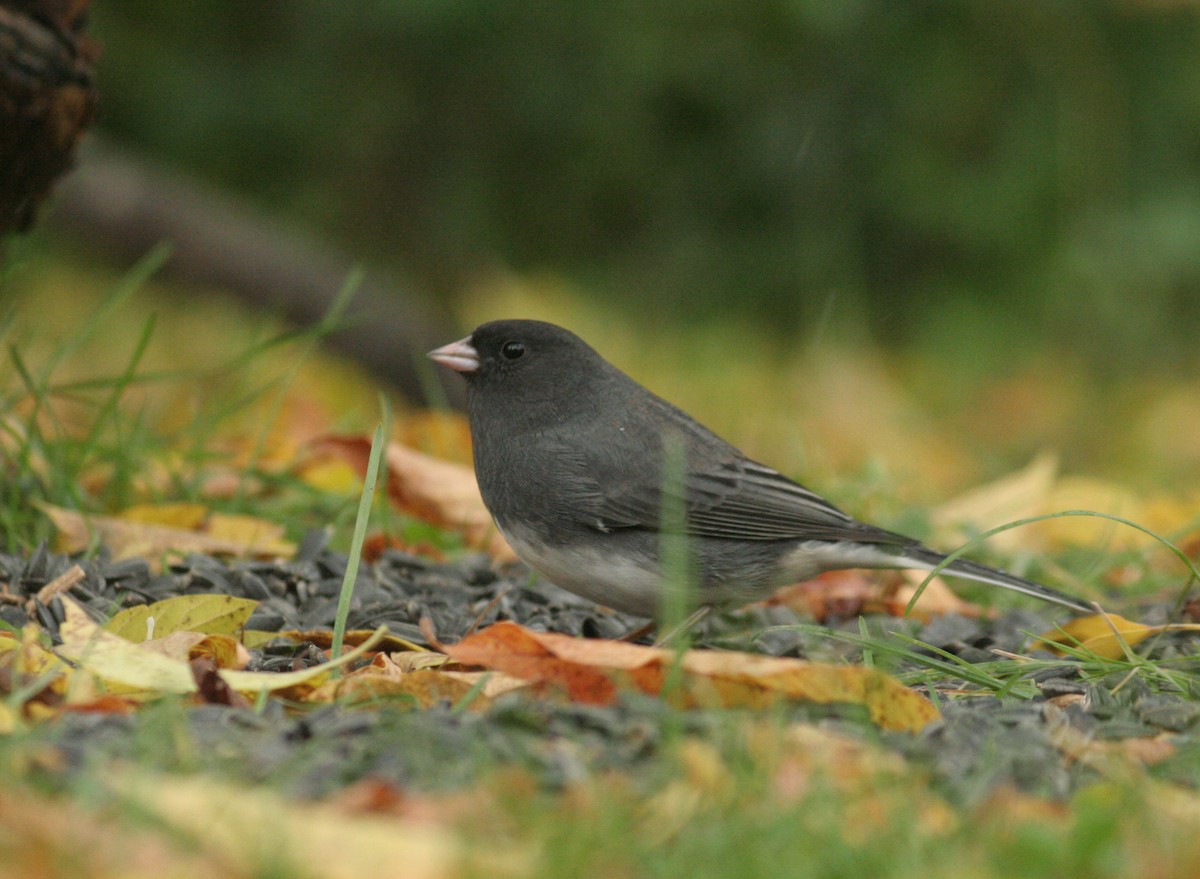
[499,522,663,617]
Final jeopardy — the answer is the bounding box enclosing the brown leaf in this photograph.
[310,435,515,561]
[771,571,879,621]
[141,632,250,670]
[190,656,252,708]
[772,569,985,622]
[885,570,991,620]
[308,651,526,708]
[444,621,938,732]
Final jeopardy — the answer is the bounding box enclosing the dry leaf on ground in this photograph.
[308,435,515,561]
[772,569,985,622]
[55,597,384,698]
[105,595,259,643]
[932,453,1200,563]
[931,452,1059,552]
[443,621,938,732]
[39,502,295,564]
[0,780,231,879]
[1036,612,1200,659]
[108,772,468,879]
[309,650,527,709]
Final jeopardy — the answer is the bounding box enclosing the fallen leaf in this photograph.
[887,570,991,620]
[310,435,515,562]
[931,452,1059,552]
[308,652,526,708]
[190,656,253,708]
[0,778,232,879]
[109,772,466,879]
[773,569,986,622]
[1036,612,1200,659]
[0,628,71,727]
[444,621,938,732]
[105,595,259,643]
[118,502,208,529]
[56,597,384,697]
[141,632,250,670]
[931,456,1200,561]
[771,571,880,621]
[39,502,295,563]
[1035,477,1147,550]
[257,628,427,653]
[59,599,195,694]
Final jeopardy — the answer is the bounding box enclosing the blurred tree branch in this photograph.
[48,137,466,409]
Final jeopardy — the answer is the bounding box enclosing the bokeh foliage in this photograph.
[90,1,1200,365]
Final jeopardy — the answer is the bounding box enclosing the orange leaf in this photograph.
[772,570,986,622]
[141,632,250,669]
[443,621,938,732]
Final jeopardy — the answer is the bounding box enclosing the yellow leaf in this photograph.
[241,629,281,649]
[58,599,196,693]
[1036,477,1147,550]
[109,772,465,879]
[309,667,481,708]
[38,502,296,563]
[0,629,71,725]
[118,502,208,529]
[307,652,526,708]
[104,595,258,643]
[931,452,1059,552]
[297,458,362,494]
[205,513,294,555]
[218,631,384,696]
[56,597,385,696]
[1037,613,1200,658]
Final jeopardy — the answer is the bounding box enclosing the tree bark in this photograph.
[0,0,96,236]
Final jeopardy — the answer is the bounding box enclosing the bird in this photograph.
[428,319,1092,620]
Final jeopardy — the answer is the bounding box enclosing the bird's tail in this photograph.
[896,547,1094,614]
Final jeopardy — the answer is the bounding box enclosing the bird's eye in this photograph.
[500,341,526,360]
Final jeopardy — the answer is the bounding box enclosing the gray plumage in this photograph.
[429,319,1091,618]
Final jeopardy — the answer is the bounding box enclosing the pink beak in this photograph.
[427,336,480,373]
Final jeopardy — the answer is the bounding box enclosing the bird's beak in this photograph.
[427,336,480,373]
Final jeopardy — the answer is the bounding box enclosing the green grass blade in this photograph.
[331,394,392,663]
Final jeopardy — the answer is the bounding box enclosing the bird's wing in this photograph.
[594,451,916,546]
[558,389,912,546]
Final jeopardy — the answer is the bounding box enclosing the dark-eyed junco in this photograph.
[429,319,1091,618]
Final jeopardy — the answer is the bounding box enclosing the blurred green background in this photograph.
[10,0,1200,494]
[86,1,1200,364]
